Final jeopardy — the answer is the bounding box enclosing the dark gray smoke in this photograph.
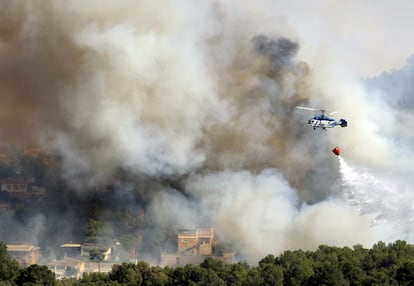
[252,36,300,74]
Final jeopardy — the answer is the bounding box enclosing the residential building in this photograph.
[48,257,85,279]
[6,244,41,266]
[161,226,236,267]
[60,243,82,258]
[0,178,33,193]
[177,227,214,256]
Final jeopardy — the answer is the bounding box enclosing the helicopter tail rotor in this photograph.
[338,119,348,127]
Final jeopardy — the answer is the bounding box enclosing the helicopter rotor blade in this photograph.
[296,106,319,111]
[328,111,337,115]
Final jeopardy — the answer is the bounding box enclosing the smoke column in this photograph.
[0,0,414,263]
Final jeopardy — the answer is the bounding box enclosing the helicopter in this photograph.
[296,106,348,130]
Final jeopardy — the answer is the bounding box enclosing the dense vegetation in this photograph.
[3,240,414,285]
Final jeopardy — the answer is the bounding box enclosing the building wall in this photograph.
[48,259,85,279]
[60,245,81,258]
[160,254,206,267]
[198,243,212,256]
[160,254,179,266]
[160,253,236,267]
[177,236,198,253]
[8,250,40,267]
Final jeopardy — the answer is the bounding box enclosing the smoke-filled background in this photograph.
[1,0,414,263]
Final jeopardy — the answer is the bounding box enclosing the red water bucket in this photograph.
[332,146,340,156]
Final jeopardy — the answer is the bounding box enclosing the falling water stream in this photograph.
[338,156,414,241]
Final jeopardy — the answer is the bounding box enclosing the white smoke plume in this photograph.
[1,0,414,263]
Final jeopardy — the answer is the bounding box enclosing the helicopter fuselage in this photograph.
[296,106,348,130]
[308,116,347,129]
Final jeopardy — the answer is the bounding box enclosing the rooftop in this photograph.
[177,227,213,237]
[61,244,82,248]
[7,244,40,252]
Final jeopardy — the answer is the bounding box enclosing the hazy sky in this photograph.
[276,0,414,77]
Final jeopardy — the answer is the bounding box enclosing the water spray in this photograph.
[338,155,414,242]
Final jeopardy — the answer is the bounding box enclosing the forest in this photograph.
[2,240,414,285]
